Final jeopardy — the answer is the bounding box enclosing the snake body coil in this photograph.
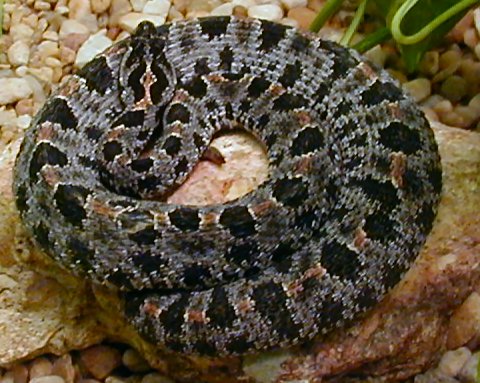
[13,17,442,355]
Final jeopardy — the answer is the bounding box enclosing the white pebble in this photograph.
[10,24,35,42]
[437,347,471,377]
[474,8,480,36]
[59,20,90,39]
[118,13,167,33]
[0,78,33,105]
[75,31,113,68]
[29,376,65,383]
[211,3,234,16]
[248,4,284,21]
[131,0,147,12]
[142,0,170,16]
[281,0,307,10]
[403,78,431,102]
[7,41,30,66]
[232,0,256,7]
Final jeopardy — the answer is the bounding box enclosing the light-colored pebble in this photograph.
[142,0,170,15]
[474,8,480,35]
[403,78,431,102]
[458,353,479,383]
[364,45,388,68]
[29,376,65,383]
[59,20,90,39]
[131,0,148,12]
[248,4,284,21]
[51,354,75,383]
[10,24,35,42]
[433,50,462,83]
[15,98,34,116]
[140,373,174,383]
[447,292,480,349]
[122,349,150,373]
[75,31,113,68]
[91,0,112,14]
[28,67,54,84]
[437,347,471,377]
[0,78,33,105]
[281,0,308,10]
[80,345,122,380]
[0,371,14,383]
[419,51,439,76]
[308,0,325,12]
[118,13,167,33]
[210,3,235,16]
[29,357,53,379]
[287,7,316,30]
[7,41,30,66]
[441,75,468,103]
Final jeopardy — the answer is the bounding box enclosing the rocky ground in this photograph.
[1,0,480,382]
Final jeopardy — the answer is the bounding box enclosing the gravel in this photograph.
[1,0,480,382]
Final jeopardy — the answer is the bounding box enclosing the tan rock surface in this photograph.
[0,121,479,383]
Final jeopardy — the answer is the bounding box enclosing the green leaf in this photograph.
[379,0,479,72]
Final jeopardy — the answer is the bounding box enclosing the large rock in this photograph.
[0,122,479,383]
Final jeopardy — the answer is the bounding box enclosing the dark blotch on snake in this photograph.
[53,184,90,227]
[129,225,157,245]
[103,141,123,162]
[322,241,360,279]
[169,207,200,232]
[361,81,404,106]
[219,206,256,238]
[259,20,286,51]
[29,142,68,183]
[279,61,303,88]
[163,136,182,156]
[379,122,422,154]
[166,104,191,124]
[37,98,77,130]
[226,242,259,266]
[273,177,308,208]
[291,126,324,156]
[77,56,114,95]
[206,287,236,328]
[183,264,212,287]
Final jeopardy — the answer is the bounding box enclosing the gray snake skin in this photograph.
[13,16,442,356]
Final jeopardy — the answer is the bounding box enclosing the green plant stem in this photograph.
[391,0,480,45]
[309,0,346,33]
[352,26,391,52]
[339,0,368,46]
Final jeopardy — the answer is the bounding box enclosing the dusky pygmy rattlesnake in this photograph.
[13,16,442,356]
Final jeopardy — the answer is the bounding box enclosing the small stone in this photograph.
[36,41,60,59]
[10,24,34,42]
[12,364,28,383]
[414,370,459,383]
[131,0,147,12]
[29,376,65,383]
[0,78,33,105]
[34,1,51,11]
[7,41,30,66]
[447,292,480,349]
[211,3,235,16]
[59,20,90,39]
[308,0,325,12]
[28,67,54,84]
[51,355,75,383]
[75,31,113,68]
[281,0,308,10]
[437,347,471,377]
[122,349,150,373]
[364,45,388,68]
[118,13,167,33]
[441,75,468,103]
[248,4,284,21]
[15,98,34,116]
[140,373,174,383]
[80,345,122,380]
[458,353,479,383]
[59,46,76,65]
[109,0,134,26]
[142,0,170,15]
[91,0,112,14]
[463,28,478,49]
[433,50,461,83]
[403,78,431,102]
[474,8,480,36]
[419,51,439,76]
[42,31,59,42]
[29,357,53,379]
[287,7,316,30]
[0,371,14,383]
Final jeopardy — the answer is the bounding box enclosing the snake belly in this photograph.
[13,16,442,356]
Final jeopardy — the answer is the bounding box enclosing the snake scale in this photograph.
[13,16,442,356]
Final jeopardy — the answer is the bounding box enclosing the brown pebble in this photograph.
[80,345,122,380]
[12,365,28,383]
[29,358,53,380]
[51,355,75,383]
[140,373,174,383]
[122,349,151,373]
[287,7,316,30]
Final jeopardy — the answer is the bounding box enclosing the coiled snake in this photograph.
[13,16,442,356]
